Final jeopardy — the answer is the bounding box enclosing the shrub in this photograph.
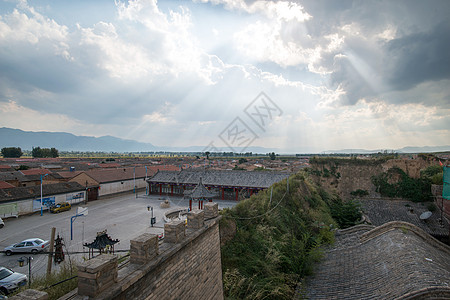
[350,189,369,197]
[328,198,362,229]
[372,167,432,202]
[221,172,336,299]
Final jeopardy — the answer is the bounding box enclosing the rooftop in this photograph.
[360,198,449,237]
[0,182,85,203]
[305,222,450,299]
[148,169,290,189]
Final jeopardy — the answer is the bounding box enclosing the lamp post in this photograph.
[40,173,49,216]
[145,166,148,195]
[147,205,155,227]
[18,256,33,287]
[133,167,136,197]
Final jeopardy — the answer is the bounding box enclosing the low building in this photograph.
[147,169,290,201]
[0,182,86,217]
[68,165,180,199]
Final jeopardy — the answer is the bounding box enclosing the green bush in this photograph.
[221,172,336,299]
[350,189,369,197]
[372,167,432,202]
[328,198,362,229]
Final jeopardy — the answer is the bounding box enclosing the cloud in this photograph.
[0,0,448,151]
[384,23,450,91]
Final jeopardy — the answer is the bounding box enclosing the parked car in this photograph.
[0,267,27,295]
[4,238,49,256]
[0,218,4,229]
[49,202,71,213]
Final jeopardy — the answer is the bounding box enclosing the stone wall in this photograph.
[311,158,438,198]
[73,203,223,300]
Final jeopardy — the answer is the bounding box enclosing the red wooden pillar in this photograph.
[159,184,162,195]
[250,189,253,196]
[198,200,201,209]
[189,199,192,211]
[235,188,239,201]
[171,185,173,196]
[222,188,225,200]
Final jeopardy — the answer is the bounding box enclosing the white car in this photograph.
[0,267,27,295]
[4,238,49,256]
[0,218,4,229]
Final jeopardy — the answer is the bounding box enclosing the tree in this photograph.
[32,147,42,158]
[50,148,59,158]
[269,152,276,160]
[205,151,210,160]
[32,147,59,158]
[1,147,23,158]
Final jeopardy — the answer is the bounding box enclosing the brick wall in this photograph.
[75,203,223,300]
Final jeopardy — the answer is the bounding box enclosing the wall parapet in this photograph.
[395,286,450,299]
[71,204,223,300]
[335,224,375,236]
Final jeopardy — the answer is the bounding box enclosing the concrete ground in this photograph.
[0,191,237,279]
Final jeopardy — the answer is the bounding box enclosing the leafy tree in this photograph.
[50,147,59,158]
[1,147,23,158]
[32,146,42,158]
[269,152,276,160]
[205,151,210,160]
[32,147,59,158]
[238,158,247,164]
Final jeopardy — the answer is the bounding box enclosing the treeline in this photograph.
[32,147,59,158]
[1,147,59,158]
[1,147,23,158]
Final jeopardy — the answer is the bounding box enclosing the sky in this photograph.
[0,0,449,153]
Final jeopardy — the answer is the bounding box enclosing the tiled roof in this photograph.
[148,169,290,188]
[0,165,13,171]
[84,232,119,249]
[184,178,216,198]
[0,181,15,189]
[84,166,178,184]
[0,182,85,202]
[306,224,450,299]
[98,163,121,168]
[0,171,32,182]
[20,168,52,176]
[360,198,449,237]
[57,171,84,179]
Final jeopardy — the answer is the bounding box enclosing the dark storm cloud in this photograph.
[385,23,450,91]
[296,0,450,106]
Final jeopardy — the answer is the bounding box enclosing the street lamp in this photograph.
[147,205,155,227]
[17,256,33,287]
[145,166,148,195]
[40,173,49,216]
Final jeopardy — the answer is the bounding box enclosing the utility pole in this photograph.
[47,227,56,276]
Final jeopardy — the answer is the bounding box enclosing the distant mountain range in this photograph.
[322,146,450,154]
[0,127,155,152]
[0,127,448,153]
[0,127,275,153]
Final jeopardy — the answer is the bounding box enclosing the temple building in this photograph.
[147,169,290,201]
